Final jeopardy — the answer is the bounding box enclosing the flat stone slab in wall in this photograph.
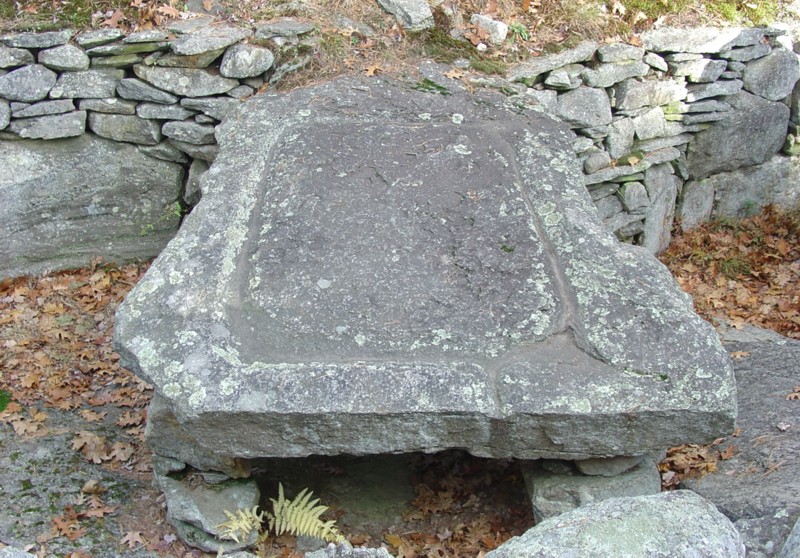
[0,134,184,279]
[115,78,735,467]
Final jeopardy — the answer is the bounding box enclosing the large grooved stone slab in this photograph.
[115,78,736,465]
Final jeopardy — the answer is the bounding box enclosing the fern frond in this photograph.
[216,505,264,543]
[267,483,344,542]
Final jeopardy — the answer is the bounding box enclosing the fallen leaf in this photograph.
[156,4,181,17]
[101,9,125,28]
[787,386,800,400]
[120,530,146,550]
[719,445,736,460]
[444,68,464,79]
[81,480,107,495]
[365,64,382,76]
[203,0,214,10]
[730,351,750,360]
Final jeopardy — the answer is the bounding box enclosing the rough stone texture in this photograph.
[78,97,137,115]
[706,155,800,218]
[0,134,183,279]
[8,110,86,139]
[11,99,73,118]
[0,99,9,129]
[115,78,735,472]
[687,91,789,179]
[597,43,644,63]
[640,163,678,253]
[605,116,635,159]
[74,28,124,48]
[376,0,434,31]
[161,120,216,144]
[619,181,649,212]
[685,338,800,558]
[780,518,800,558]
[486,491,745,558]
[117,77,179,104]
[88,112,162,145]
[123,30,171,43]
[582,61,649,88]
[721,43,772,62]
[168,138,219,161]
[37,45,90,71]
[742,47,800,101]
[0,64,57,102]
[0,46,35,68]
[0,548,36,558]
[633,106,669,140]
[158,475,259,552]
[555,86,612,128]
[669,58,727,83]
[522,458,661,521]
[644,52,668,72]
[148,48,226,69]
[574,455,645,476]
[219,44,275,78]
[138,141,190,163]
[254,18,315,40]
[1,30,73,49]
[87,41,171,57]
[613,78,688,110]
[49,69,124,99]
[508,42,597,82]
[137,102,197,120]
[470,14,508,45]
[171,25,251,56]
[184,157,208,205]
[643,26,766,54]
[134,64,238,97]
[91,53,144,69]
[180,96,239,120]
[686,78,743,101]
[678,179,714,230]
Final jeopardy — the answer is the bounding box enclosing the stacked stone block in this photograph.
[509,26,800,249]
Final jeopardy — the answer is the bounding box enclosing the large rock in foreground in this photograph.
[115,78,735,468]
[0,134,184,279]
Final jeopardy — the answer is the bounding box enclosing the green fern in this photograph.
[266,483,344,543]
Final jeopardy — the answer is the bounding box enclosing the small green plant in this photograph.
[0,389,10,412]
[719,256,751,279]
[217,484,344,548]
[411,78,450,95]
[508,22,530,42]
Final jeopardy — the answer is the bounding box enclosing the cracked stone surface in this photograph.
[115,77,736,469]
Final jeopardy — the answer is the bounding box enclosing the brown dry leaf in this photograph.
[101,9,126,28]
[80,409,106,422]
[787,386,800,400]
[81,479,107,495]
[444,68,465,79]
[156,4,181,17]
[521,0,531,11]
[110,441,136,462]
[22,4,39,13]
[730,351,750,360]
[629,36,644,47]
[365,64,382,76]
[120,530,146,550]
[385,534,404,549]
[719,445,736,460]
[202,0,213,10]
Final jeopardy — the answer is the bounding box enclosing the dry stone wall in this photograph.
[1,20,799,278]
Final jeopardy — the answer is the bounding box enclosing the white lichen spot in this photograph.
[451,113,464,124]
[695,368,712,379]
[317,278,332,289]
[418,113,431,120]
[219,377,237,396]
[499,201,508,217]
[298,109,311,117]
[250,276,261,289]
[168,271,183,285]
[545,212,562,226]
[453,144,472,155]
[163,382,181,398]
[355,333,367,346]
[431,329,452,346]
[212,344,242,366]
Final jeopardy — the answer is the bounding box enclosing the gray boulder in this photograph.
[486,491,745,557]
[640,163,678,253]
[720,43,772,62]
[306,543,395,558]
[581,61,649,88]
[74,28,123,48]
[743,47,800,101]
[643,26,766,53]
[10,99,73,118]
[613,78,687,110]
[597,43,644,63]
[376,0,434,31]
[0,99,9,129]
[137,102,197,120]
[87,112,162,145]
[49,69,124,99]
[220,44,275,78]
[37,44,90,71]
[115,78,735,475]
[117,77,179,104]
[687,90,789,179]
[1,29,73,49]
[678,179,715,230]
[669,58,727,83]
[254,18,315,40]
[0,64,57,102]
[180,96,240,120]
[171,25,251,56]
[555,86,612,128]
[8,110,86,139]
[0,134,183,279]
[79,97,137,115]
[0,46,34,68]
[706,155,800,218]
[686,78,743,101]
[508,41,597,82]
[161,120,216,144]
[134,64,238,97]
